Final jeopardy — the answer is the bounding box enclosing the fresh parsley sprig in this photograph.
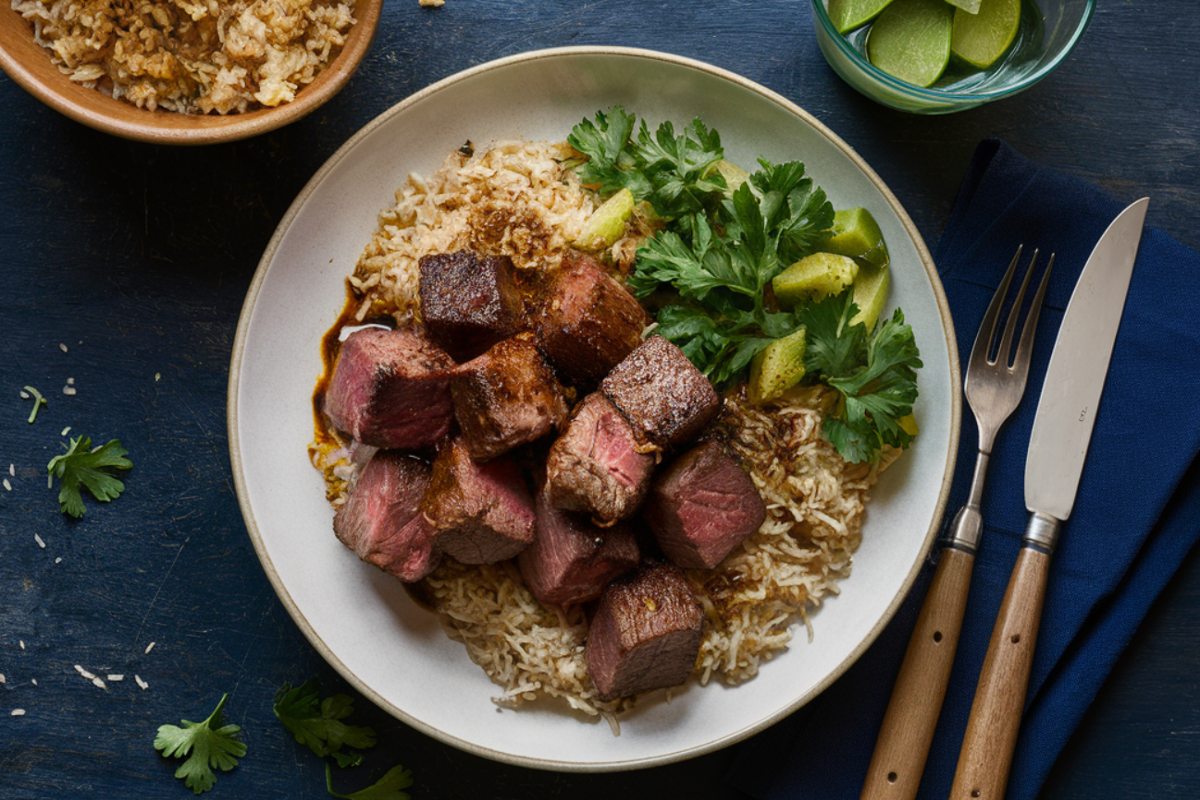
[567,108,919,464]
[273,678,377,768]
[568,106,727,222]
[275,678,415,799]
[797,292,922,463]
[46,435,132,518]
[626,165,832,386]
[153,694,246,795]
[326,763,414,800]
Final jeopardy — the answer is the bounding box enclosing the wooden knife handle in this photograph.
[949,545,1051,800]
[860,547,975,800]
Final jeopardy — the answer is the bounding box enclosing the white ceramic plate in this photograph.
[229,46,961,771]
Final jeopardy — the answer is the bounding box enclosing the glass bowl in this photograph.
[811,0,1095,114]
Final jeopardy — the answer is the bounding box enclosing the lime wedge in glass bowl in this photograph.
[952,0,1022,69]
[867,0,955,88]
[828,0,895,33]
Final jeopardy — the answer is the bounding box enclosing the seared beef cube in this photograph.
[517,488,640,607]
[601,335,721,450]
[323,328,456,450]
[585,561,704,701]
[421,436,536,564]
[450,336,568,461]
[419,250,522,361]
[333,451,441,582]
[535,250,650,387]
[545,392,655,523]
[643,441,766,569]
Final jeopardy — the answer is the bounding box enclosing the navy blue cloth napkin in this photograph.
[728,139,1200,800]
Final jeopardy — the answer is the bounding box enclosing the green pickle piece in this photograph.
[867,0,954,88]
[574,188,635,251]
[821,207,890,270]
[772,252,860,307]
[850,261,891,331]
[749,327,808,404]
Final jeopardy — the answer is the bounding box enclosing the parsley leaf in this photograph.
[46,436,132,518]
[628,174,827,386]
[273,679,377,763]
[325,763,413,800]
[797,293,922,463]
[568,106,727,222]
[153,694,246,795]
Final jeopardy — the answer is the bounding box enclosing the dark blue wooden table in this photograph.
[2,1,1197,798]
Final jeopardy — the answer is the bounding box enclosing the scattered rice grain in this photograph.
[34,534,45,549]
[74,665,96,680]
[144,642,156,654]
[59,343,68,353]
[62,387,76,396]
[11,709,25,717]
[3,479,10,491]
[135,675,149,690]
[107,674,125,682]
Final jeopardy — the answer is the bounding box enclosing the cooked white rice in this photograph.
[311,139,884,721]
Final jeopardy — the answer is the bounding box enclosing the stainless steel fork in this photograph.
[860,246,1053,800]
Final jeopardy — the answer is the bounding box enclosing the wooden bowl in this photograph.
[0,0,382,144]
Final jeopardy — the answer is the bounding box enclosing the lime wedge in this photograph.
[951,0,1021,69]
[827,0,895,35]
[867,0,954,88]
[945,0,982,13]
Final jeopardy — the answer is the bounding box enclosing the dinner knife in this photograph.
[949,197,1149,800]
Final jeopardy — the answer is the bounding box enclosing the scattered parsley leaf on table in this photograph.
[325,763,413,800]
[46,435,132,517]
[274,678,377,766]
[153,694,246,795]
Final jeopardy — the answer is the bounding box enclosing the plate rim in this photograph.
[227,44,962,772]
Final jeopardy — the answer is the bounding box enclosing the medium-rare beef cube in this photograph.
[643,441,766,570]
[601,335,721,451]
[544,392,655,523]
[585,560,704,701]
[535,250,651,387]
[419,250,523,361]
[421,436,536,564]
[333,451,441,582]
[517,487,640,607]
[450,336,568,461]
[323,327,456,450]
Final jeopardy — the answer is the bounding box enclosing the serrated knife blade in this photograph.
[950,197,1148,800]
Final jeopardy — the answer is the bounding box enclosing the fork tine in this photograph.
[970,245,1023,372]
[1010,253,1054,382]
[993,248,1039,369]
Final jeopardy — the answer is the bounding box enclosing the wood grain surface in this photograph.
[1,1,1197,799]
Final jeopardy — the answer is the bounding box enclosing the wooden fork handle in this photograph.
[950,545,1051,800]
[860,546,974,800]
